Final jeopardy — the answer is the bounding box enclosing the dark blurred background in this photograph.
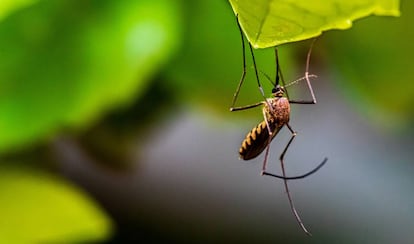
[0,0,413,243]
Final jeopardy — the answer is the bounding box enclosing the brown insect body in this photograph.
[239,88,290,160]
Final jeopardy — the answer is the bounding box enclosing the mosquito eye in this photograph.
[272,88,277,93]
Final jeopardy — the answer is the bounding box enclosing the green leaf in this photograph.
[229,0,400,48]
[0,0,182,153]
[0,0,39,22]
[0,167,113,243]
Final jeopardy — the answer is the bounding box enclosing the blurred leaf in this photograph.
[229,0,400,48]
[0,166,113,243]
[0,0,182,153]
[0,0,39,22]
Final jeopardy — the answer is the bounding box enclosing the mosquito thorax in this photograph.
[272,85,285,97]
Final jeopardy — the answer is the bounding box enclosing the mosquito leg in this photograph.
[230,15,273,113]
[304,39,318,103]
[276,123,328,180]
[262,109,274,137]
[262,158,326,180]
[288,39,319,105]
[289,99,316,104]
[248,43,275,114]
[230,101,264,112]
[281,123,312,236]
[259,110,276,176]
[277,123,329,234]
[259,111,324,180]
[230,15,247,110]
[261,137,272,175]
[260,111,327,180]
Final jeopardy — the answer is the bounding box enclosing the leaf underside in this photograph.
[229,0,400,48]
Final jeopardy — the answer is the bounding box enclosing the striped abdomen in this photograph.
[239,119,283,160]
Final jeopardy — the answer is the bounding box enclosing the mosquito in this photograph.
[230,16,327,236]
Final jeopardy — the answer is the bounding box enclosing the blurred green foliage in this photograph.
[0,166,112,243]
[0,0,181,153]
[324,0,412,130]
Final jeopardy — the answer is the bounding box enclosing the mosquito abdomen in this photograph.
[239,120,282,160]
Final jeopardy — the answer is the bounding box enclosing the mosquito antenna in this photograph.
[285,74,318,88]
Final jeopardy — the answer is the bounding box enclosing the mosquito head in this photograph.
[272,85,285,97]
